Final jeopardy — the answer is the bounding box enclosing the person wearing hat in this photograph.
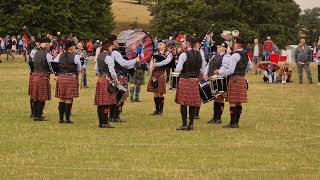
[205,38,232,125]
[148,39,173,116]
[94,39,119,128]
[55,40,82,123]
[28,36,41,119]
[108,35,139,122]
[175,36,206,131]
[220,37,252,128]
[194,35,206,119]
[30,37,54,121]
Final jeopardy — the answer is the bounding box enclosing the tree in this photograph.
[0,0,115,39]
[152,0,301,48]
[299,7,320,45]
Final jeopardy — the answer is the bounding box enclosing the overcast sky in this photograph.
[295,0,319,10]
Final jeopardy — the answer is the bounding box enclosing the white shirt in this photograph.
[253,44,259,57]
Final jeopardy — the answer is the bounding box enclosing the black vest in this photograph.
[113,49,128,75]
[97,51,111,75]
[33,48,50,73]
[180,49,202,78]
[208,54,225,76]
[233,50,249,76]
[154,51,169,70]
[59,52,77,74]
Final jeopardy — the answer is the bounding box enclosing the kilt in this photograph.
[28,73,33,96]
[55,74,79,99]
[147,69,166,94]
[30,72,51,101]
[226,75,248,104]
[129,70,145,85]
[175,78,201,107]
[95,76,116,106]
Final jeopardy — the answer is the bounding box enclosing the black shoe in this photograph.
[223,123,239,128]
[194,115,200,120]
[176,126,188,131]
[158,111,163,116]
[213,119,222,124]
[109,118,114,122]
[188,125,194,131]
[102,123,115,128]
[33,117,41,121]
[222,123,232,128]
[134,99,142,102]
[150,111,159,116]
[207,118,215,124]
[65,120,74,123]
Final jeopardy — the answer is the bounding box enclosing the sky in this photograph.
[295,0,319,10]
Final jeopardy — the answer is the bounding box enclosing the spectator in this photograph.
[5,35,15,60]
[263,64,277,83]
[316,37,320,86]
[294,38,313,84]
[0,37,4,63]
[86,39,93,55]
[252,39,263,74]
[11,36,17,54]
[263,36,274,61]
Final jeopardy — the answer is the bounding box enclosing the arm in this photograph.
[46,53,54,63]
[74,54,82,73]
[200,54,207,75]
[246,60,253,72]
[105,56,118,81]
[111,51,136,69]
[153,53,173,67]
[175,52,187,73]
[219,53,240,76]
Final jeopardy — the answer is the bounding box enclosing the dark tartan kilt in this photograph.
[55,74,79,99]
[226,75,248,104]
[118,75,128,100]
[147,69,166,94]
[30,72,51,101]
[129,70,145,85]
[175,78,201,107]
[95,76,116,106]
[28,73,33,96]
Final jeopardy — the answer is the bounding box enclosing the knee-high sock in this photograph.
[235,105,242,125]
[58,102,65,121]
[180,105,188,126]
[189,106,196,126]
[159,97,164,113]
[109,105,115,119]
[195,107,200,116]
[65,103,72,121]
[33,101,39,118]
[135,86,141,101]
[103,105,109,124]
[154,97,160,112]
[30,98,34,116]
[229,107,237,126]
[129,87,135,100]
[213,102,224,120]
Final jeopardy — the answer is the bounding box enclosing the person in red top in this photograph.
[86,39,93,54]
[263,36,274,61]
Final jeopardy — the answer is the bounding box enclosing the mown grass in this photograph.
[0,56,319,179]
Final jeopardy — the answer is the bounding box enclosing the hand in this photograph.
[214,70,219,75]
[203,75,208,81]
[135,56,140,62]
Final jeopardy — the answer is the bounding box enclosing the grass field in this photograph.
[112,0,152,33]
[0,56,320,179]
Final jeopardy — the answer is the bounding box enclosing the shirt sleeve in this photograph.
[219,53,240,76]
[105,55,118,81]
[30,49,36,60]
[200,54,207,75]
[74,54,82,73]
[46,53,54,63]
[154,53,173,67]
[111,51,136,69]
[94,61,98,74]
[175,52,187,73]
[52,54,60,63]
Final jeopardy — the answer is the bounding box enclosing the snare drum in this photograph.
[210,76,228,94]
[169,72,180,89]
[199,80,215,103]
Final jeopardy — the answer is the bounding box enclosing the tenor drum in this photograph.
[169,72,180,89]
[210,76,228,94]
[199,80,215,103]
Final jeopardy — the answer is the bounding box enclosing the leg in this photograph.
[234,104,242,128]
[304,64,313,84]
[83,69,87,87]
[158,94,164,116]
[30,98,34,118]
[102,105,114,128]
[129,86,135,102]
[194,107,200,119]
[150,93,160,115]
[64,99,74,123]
[177,105,188,130]
[297,64,303,84]
[223,104,237,128]
[32,101,40,121]
[58,100,66,123]
[134,85,141,102]
[188,106,196,130]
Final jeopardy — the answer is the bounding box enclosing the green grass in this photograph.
[0,56,319,179]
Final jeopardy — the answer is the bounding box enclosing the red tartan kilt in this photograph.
[147,69,166,94]
[226,76,248,103]
[30,72,51,101]
[28,73,33,96]
[55,74,79,99]
[95,76,116,106]
[175,78,201,107]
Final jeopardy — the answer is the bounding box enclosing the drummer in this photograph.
[205,37,232,125]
